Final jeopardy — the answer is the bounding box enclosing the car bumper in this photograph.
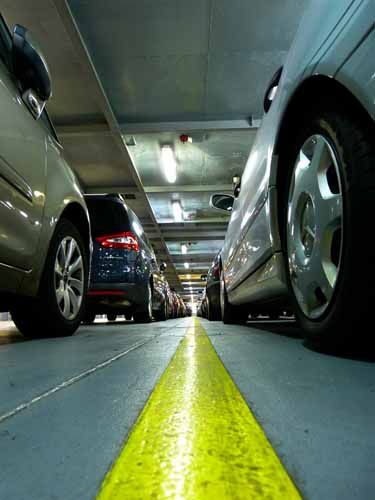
[87,282,148,313]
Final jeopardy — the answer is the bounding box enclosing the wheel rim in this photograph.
[220,272,225,316]
[148,284,153,319]
[287,134,343,320]
[54,236,84,320]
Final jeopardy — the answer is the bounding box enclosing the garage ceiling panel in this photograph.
[61,134,137,188]
[67,0,307,123]
[68,0,210,57]
[100,55,207,123]
[211,0,306,52]
[206,50,288,118]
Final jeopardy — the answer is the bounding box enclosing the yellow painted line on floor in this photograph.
[97,318,301,499]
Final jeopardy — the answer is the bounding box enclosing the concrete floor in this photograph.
[0,317,374,499]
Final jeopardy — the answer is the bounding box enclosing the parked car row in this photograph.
[0,18,187,338]
[83,196,189,324]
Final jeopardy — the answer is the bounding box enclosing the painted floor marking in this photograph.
[97,317,301,499]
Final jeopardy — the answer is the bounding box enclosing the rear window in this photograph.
[86,198,131,238]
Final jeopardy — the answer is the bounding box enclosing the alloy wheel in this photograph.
[287,134,343,319]
[54,236,84,320]
[147,284,153,319]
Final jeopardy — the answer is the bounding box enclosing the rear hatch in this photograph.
[85,196,139,285]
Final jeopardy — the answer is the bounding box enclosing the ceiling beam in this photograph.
[57,121,261,137]
[85,186,140,195]
[175,265,211,270]
[56,122,111,137]
[145,184,232,193]
[151,217,229,225]
[159,222,228,230]
[84,185,232,194]
[120,119,258,134]
[162,233,226,241]
[171,254,217,263]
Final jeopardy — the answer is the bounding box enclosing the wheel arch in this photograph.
[274,74,375,237]
[60,202,91,258]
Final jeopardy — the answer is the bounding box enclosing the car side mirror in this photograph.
[12,25,52,119]
[160,262,167,272]
[210,193,235,213]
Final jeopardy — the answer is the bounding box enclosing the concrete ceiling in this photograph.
[67,0,305,123]
[2,0,308,302]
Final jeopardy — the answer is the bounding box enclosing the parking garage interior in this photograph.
[1,1,375,499]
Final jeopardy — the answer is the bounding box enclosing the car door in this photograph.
[220,190,245,287]
[0,17,46,271]
[130,212,163,300]
[148,248,165,307]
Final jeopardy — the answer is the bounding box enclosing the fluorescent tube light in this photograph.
[161,145,177,183]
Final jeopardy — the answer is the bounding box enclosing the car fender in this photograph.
[20,137,89,296]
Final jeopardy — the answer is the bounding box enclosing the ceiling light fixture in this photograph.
[172,200,183,222]
[181,244,188,254]
[184,262,189,269]
[161,145,177,183]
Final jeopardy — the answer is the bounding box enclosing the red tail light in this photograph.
[95,232,139,251]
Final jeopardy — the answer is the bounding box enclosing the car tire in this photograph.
[207,296,221,321]
[107,313,117,322]
[134,283,153,323]
[281,108,375,347]
[125,313,133,321]
[220,270,247,324]
[11,219,88,338]
[154,298,168,322]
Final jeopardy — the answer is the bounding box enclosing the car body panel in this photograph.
[335,22,375,121]
[206,252,221,309]
[309,0,373,78]
[0,58,46,272]
[21,139,89,297]
[229,253,287,306]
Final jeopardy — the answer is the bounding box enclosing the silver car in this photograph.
[212,0,375,346]
[0,17,91,337]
